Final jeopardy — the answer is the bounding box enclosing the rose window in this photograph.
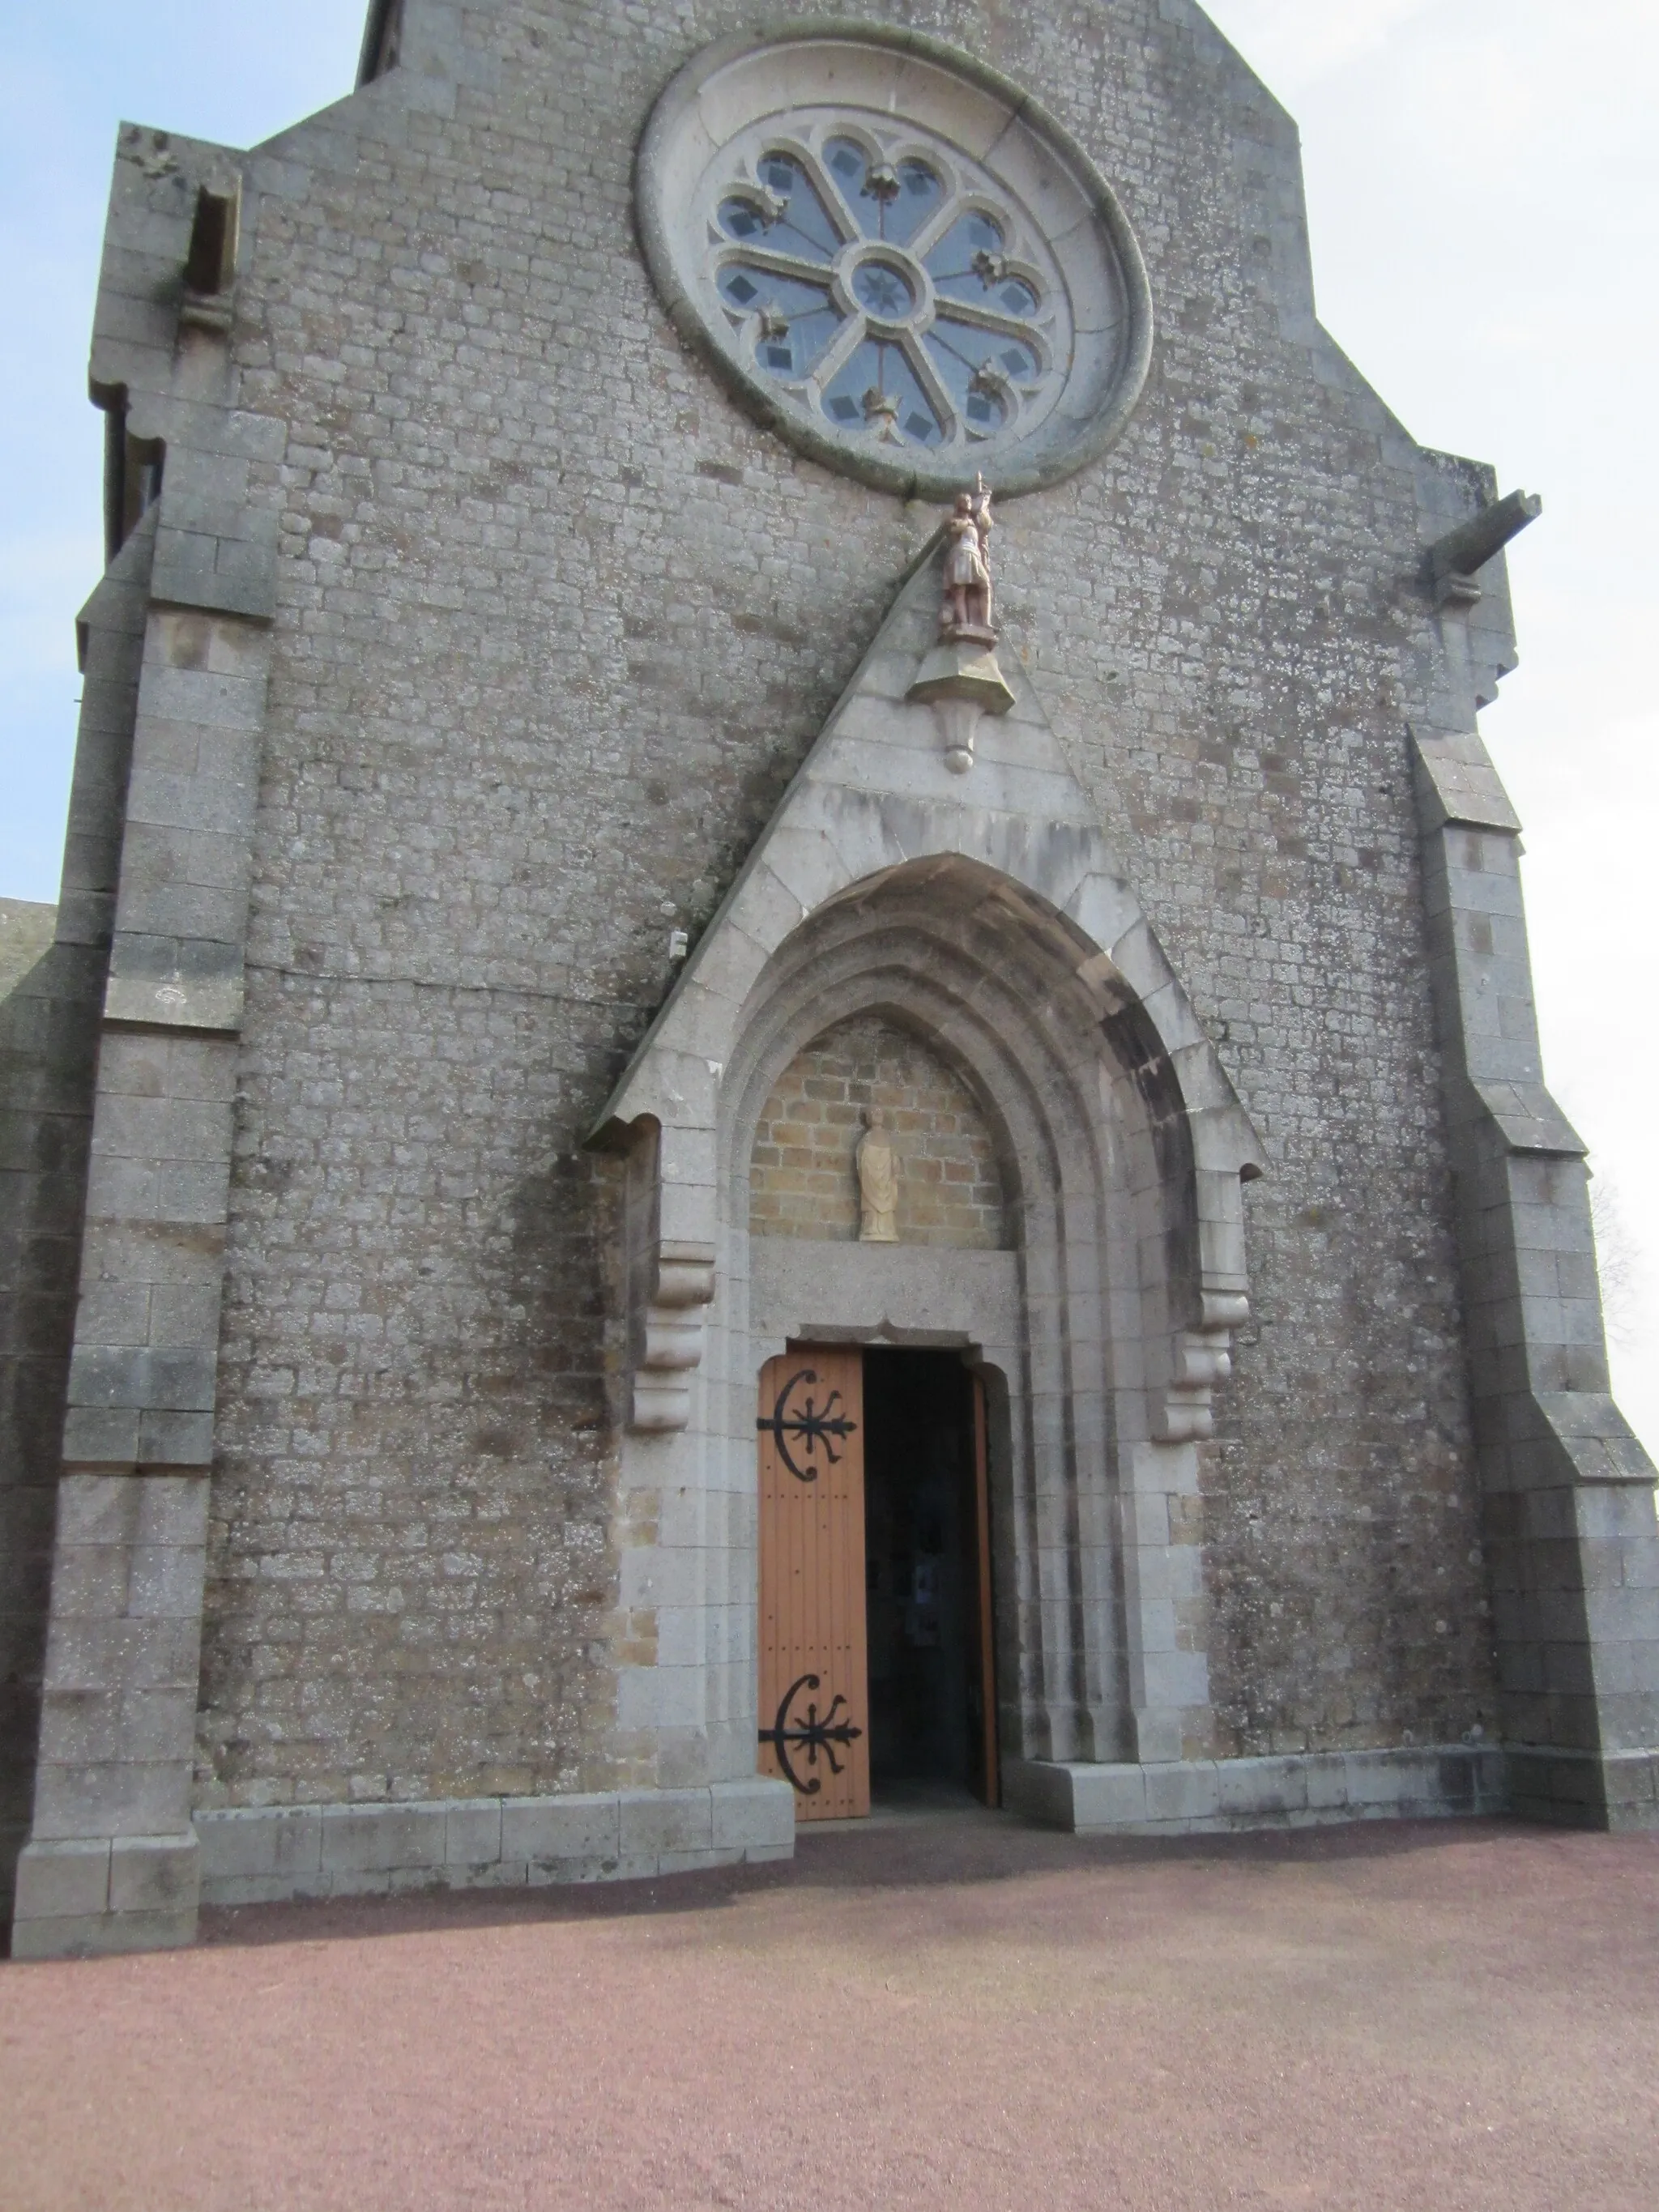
[710,126,1062,455]
[638,30,1154,497]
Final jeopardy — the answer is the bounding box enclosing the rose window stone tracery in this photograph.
[638,28,1154,498]
[709,122,1063,455]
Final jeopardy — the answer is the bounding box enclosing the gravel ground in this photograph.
[3,1813,1657,2211]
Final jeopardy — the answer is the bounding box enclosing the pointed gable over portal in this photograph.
[595,526,1265,1430]
[591,527,1266,1786]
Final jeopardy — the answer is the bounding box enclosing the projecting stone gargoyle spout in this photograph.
[1425,488,1542,607]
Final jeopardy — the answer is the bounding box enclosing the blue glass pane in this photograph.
[718,198,769,241]
[926,319,1040,390]
[923,322,1035,431]
[717,266,843,376]
[923,212,1003,279]
[824,137,883,241]
[822,139,941,244]
[821,334,883,424]
[922,213,1041,313]
[825,137,867,190]
[821,337,941,445]
[889,160,945,245]
[715,268,834,317]
[754,152,841,261]
[879,347,943,444]
[851,261,915,318]
[755,316,839,377]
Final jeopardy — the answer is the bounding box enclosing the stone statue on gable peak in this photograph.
[940,475,995,642]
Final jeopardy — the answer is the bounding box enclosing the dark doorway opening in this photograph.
[862,1349,998,1806]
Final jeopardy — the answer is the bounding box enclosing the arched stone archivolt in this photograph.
[716,858,1250,1765]
[594,861,1261,1787]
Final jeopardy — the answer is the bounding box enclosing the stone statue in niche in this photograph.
[940,476,995,641]
[855,1108,899,1243]
[908,475,1014,774]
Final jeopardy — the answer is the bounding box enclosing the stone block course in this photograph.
[189,1779,795,1904]
[1010,1746,1508,1834]
[196,1803,322,1884]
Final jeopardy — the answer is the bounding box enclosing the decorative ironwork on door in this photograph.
[759,1671,864,1796]
[756,1365,857,1482]
[756,1347,870,1820]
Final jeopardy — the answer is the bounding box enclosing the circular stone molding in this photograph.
[637,23,1154,499]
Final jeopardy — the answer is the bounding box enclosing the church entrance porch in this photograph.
[757,1345,998,1823]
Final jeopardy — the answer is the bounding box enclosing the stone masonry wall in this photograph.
[185,0,1499,1809]
[749,1015,1007,1248]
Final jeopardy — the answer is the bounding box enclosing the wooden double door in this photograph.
[757,1346,998,1822]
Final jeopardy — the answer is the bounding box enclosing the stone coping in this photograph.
[1004,1747,1512,1835]
[196,1778,798,1906]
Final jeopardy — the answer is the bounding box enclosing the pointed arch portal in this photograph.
[591,537,1264,1801]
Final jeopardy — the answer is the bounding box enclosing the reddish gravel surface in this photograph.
[3,1813,1657,2211]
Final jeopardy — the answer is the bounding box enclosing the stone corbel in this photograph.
[618,1119,718,1433]
[906,640,1015,774]
[1156,1117,1256,1446]
[629,1239,717,1432]
[1158,1294,1248,1443]
[599,1076,723,1435]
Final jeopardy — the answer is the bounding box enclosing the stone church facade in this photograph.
[4,0,1656,1957]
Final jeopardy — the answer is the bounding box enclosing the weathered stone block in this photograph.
[619,1787,714,1860]
[444,1798,503,1866]
[1068,1762,1152,1830]
[197,1805,322,1886]
[33,1757,193,1840]
[1218,1756,1307,1818]
[319,1803,446,1875]
[109,1831,199,1913]
[710,1776,794,1854]
[501,1792,621,1867]
[1144,1761,1221,1825]
[11,1837,110,1921]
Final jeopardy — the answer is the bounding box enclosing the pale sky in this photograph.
[3,1,1655,1446]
